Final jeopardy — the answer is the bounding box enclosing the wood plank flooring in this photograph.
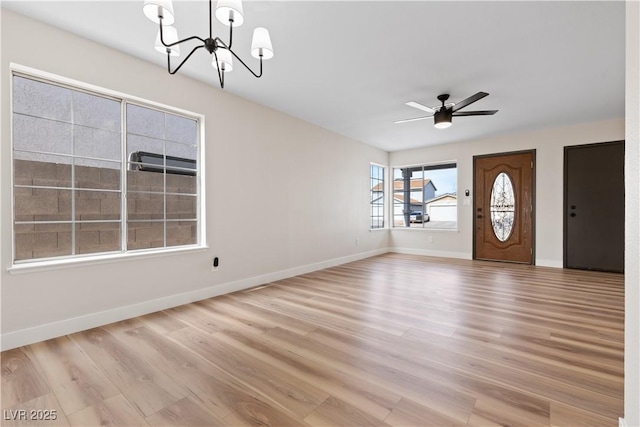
[1,254,624,426]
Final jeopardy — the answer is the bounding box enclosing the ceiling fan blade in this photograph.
[394,116,432,124]
[405,101,436,114]
[452,110,498,116]
[451,92,489,112]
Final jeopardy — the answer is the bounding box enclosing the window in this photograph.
[370,163,385,229]
[392,163,457,229]
[12,71,202,264]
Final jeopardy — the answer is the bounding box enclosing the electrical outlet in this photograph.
[428,236,433,243]
[356,238,359,246]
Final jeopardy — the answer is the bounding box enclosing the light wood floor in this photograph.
[1,254,624,426]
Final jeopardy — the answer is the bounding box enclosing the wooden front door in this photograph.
[564,141,624,273]
[474,151,535,264]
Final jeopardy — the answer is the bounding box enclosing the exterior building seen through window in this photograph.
[392,163,457,229]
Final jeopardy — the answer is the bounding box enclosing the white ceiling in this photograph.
[2,1,626,152]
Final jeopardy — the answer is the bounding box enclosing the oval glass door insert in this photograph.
[490,172,516,242]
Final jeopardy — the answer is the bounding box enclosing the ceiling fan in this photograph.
[395,92,498,129]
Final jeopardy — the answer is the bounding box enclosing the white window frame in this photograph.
[370,163,386,230]
[8,64,207,273]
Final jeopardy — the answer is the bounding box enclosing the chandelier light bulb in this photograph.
[155,26,180,56]
[215,0,244,27]
[251,28,273,59]
[212,48,234,72]
[143,0,175,25]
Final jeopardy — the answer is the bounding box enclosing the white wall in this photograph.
[388,118,625,266]
[0,10,389,350]
[625,2,640,426]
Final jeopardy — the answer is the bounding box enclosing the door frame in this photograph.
[472,149,537,264]
[563,140,625,271]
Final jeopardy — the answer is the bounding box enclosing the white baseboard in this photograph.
[619,417,627,427]
[390,247,565,268]
[536,258,564,268]
[0,248,388,351]
[389,247,471,260]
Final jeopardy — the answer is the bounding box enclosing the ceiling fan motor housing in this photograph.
[434,107,452,128]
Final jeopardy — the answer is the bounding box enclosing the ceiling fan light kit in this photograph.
[433,94,453,129]
[396,91,498,129]
[434,111,452,129]
[143,0,273,88]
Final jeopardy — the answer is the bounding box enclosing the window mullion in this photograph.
[121,102,128,254]
[71,92,77,254]
[163,113,167,248]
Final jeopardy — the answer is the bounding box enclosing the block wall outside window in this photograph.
[11,72,201,264]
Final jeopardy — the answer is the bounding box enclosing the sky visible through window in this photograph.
[393,166,457,196]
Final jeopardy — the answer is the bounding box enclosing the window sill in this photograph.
[7,245,209,275]
[391,227,459,233]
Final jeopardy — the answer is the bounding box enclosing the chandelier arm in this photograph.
[230,50,263,78]
[214,37,229,50]
[159,19,206,47]
[212,49,226,89]
[167,45,205,75]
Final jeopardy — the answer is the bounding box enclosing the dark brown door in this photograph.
[474,151,535,264]
[565,141,624,273]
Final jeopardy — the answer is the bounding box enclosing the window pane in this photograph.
[166,141,196,168]
[75,190,121,222]
[165,114,197,145]
[166,194,196,220]
[13,114,73,155]
[125,103,199,251]
[75,222,121,255]
[127,192,164,221]
[128,169,164,193]
[14,157,72,188]
[15,188,72,223]
[392,164,457,229]
[127,104,164,139]
[127,134,164,162]
[75,126,121,161]
[167,221,197,247]
[490,172,516,242]
[13,76,72,122]
[75,162,121,190]
[73,91,120,131]
[166,173,197,195]
[15,223,73,261]
[128,221,165,250]
[370,164,385,229]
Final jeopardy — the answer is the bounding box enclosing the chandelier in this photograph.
[143,0,274,88]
